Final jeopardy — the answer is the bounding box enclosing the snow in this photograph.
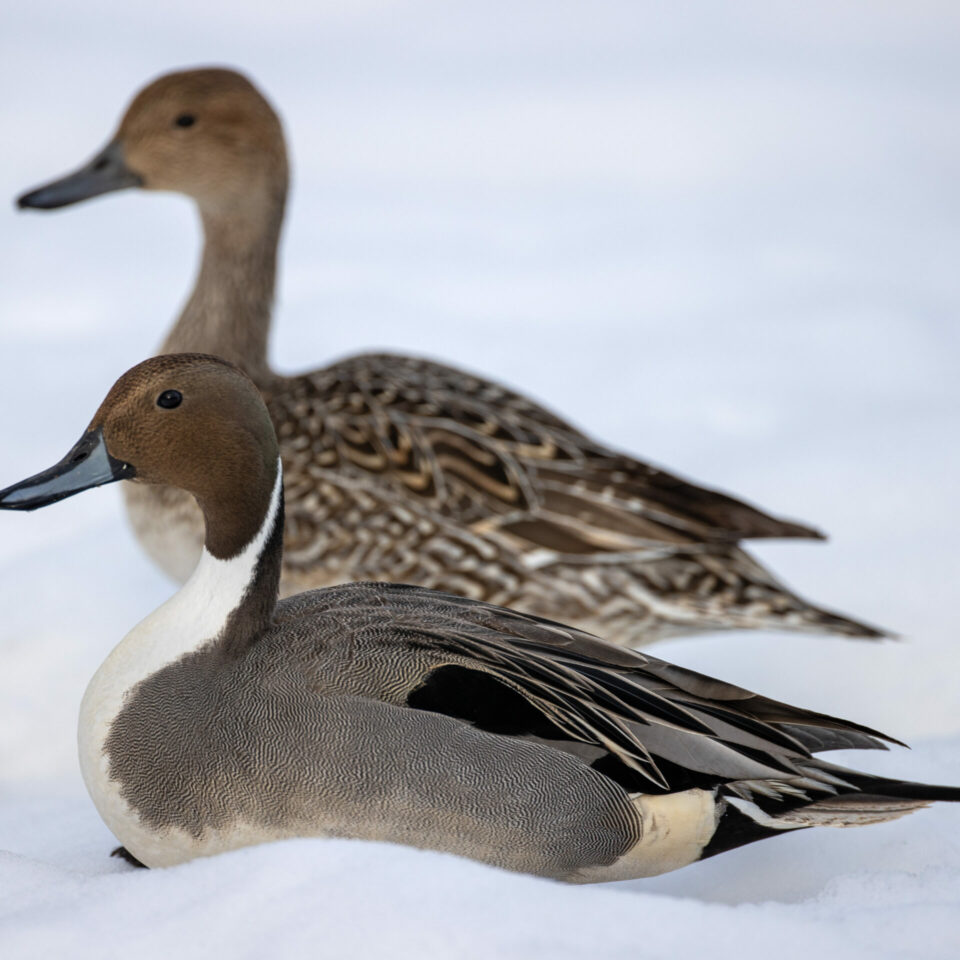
[1,1,959,957]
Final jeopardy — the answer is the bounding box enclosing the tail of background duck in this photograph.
[685,597,890,641]
[700,774,960,860]
[715,546,892,639]
[720,548,892,639]
[595,548,892,646]
[781,601,890,640]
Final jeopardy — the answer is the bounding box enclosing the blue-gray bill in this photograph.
[16,141,142,210]
[0,428,134,510]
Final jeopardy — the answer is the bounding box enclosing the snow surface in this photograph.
[1,1,959,957]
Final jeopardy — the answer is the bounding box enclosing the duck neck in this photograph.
[162,184,286,384]
[130,460,284,673]
[196,460,286,658]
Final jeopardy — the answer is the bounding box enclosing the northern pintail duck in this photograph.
[0,354,953,877]
[17,67,885,646]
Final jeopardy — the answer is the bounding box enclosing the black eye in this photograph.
[174,114,196,128]
[157,389,183,409]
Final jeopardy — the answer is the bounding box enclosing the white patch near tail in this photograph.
[573,789,719,882]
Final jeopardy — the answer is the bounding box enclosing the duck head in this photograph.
[17,68,288,218]
[0,354,279,560]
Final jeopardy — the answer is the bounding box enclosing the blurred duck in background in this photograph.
[17,67,886,647]
[0,354,952,877]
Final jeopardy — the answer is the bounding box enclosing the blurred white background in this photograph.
[0,2,958,957]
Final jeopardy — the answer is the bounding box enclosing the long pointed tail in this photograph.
[702,547,893,640]
[831,771,960,805]
[786,602,891,640]
[703,772,960,860]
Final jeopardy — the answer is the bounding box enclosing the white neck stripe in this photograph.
[79,460,283,782]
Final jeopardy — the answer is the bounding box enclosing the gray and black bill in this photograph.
[16,141,142,210]
[0,428,134,511]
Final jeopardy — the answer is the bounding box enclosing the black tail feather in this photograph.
[838,772,960,804]
[700,773,960,861]
[700,802,803,859]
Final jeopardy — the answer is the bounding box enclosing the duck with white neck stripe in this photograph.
[0,353,956,877]
[16,66,888,647]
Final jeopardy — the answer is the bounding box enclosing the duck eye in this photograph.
[174,114,196,128]
[157,389,183,409]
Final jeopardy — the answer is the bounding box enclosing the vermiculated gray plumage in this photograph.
[103,578,953,880]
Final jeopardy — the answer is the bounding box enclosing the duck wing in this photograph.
[281,582,892,798]
[269,353,822,560]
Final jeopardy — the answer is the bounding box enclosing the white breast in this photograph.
[77,465,283,863]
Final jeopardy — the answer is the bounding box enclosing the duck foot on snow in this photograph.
[110,845,148,868]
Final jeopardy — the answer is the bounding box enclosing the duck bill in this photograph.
[16,140,142,210]
[0,428,135,511]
